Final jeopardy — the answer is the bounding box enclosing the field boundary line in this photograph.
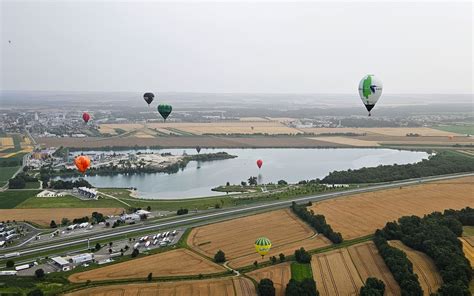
[98,191,131,207]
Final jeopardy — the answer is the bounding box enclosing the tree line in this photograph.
[322,151,474,184]
[8,172,38,189]
[291,202,343,244]
[377,207,473,295]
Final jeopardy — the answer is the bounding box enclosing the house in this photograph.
[36,190,66,197]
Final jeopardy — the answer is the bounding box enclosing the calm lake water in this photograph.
[63,148,429,199]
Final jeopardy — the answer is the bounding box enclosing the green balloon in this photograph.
[157,104,172,121]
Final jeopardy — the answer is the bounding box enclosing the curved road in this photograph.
[2,172,472,258]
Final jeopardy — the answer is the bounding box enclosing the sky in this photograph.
[1,1,472,94]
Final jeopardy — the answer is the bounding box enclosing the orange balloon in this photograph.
[74,155,91,174]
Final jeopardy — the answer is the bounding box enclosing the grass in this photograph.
[290,262,313,282]
[463,226,474,237]
[16,195,125,209]
[24,181,40,189]
[0,190,41,209]
[0,166,19,185]
[433,124,474,135]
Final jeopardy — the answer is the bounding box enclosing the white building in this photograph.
[37,190,66,197]
[51,256,71,271]
[70,253,94,264]
[77,187,98,199]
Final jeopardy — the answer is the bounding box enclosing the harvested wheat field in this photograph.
[0,208,123,226]
[147,121,301,135]
[247,262,291,296]
[348,242,401,295]
[69,249,225,283]
[66,277,256,296]
[389,240,442,295]
[310,136,380,147]
[460,238,474,267]
[309,177,474,240]
[362,127,459,137]
[99,123,144,134]
[311,248,364,296]
[188,209,330,268]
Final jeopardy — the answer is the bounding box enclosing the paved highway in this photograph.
[2,172,472,259]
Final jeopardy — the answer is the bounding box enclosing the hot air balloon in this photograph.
[74,155,91,174]
[358,74,383,116]
[256,159,263,169]
[196,146,201,154]
[82,112,90,123]
[143,92,154,106]
[255,237,272,258]
[157,104,172,122]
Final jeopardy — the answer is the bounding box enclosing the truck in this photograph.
[15,263,34,271]
[133,242,140,249]
[145,241,151,248]
[67,224,78,230]
[3,252,20,258]
[79,222,89,228]
[153,239,158,245]
[172,230,177,236]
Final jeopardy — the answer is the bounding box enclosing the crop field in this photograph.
[147,122,302,135]
[0,190,41,209]
[66,277,256,296]
[188,209,330,268]
[290,263,313,282]
[389,240,442,295]
[460,238,474,267]
[347,242,400,295]
[310,136,380,147]
[247,262,291,296]
[69,249,226,283]
[16,195,125,209]
[434,124,474,135]
[99,123,144,135]
[0,208,123,226]
[0,166,19,186]
[309,177,474,240]
[301,127,461,137]
[311,248,364,295]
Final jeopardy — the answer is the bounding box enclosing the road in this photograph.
[1,172,472,259]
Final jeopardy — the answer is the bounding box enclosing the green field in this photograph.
[434,124,474,135]
[290,262,313,282]
[0,190,41,209]
[0,166,19,186]
[16,194,125,209]
[24,181,40,189]
[463,226,474,237]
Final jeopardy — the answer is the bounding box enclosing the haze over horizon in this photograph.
[1,1,473,94]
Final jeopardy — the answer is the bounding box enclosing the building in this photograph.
[70,253,94,264]
[51,256,71,271]
[120,213,141,223]
[36,190,66,197]
[77,187,98,199]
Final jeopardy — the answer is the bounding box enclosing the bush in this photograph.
[294,247,311,264]
[360,277,385,296]
[214,250,226,263]
[147,272,152,281]
[50,220,57,228]
[285,278,318,296]
[131,248,139,258]
[35,268,45,279]
[6,260,14,268]
[177,208,189,215]
[258,278,276,296]
[279,253,286,262]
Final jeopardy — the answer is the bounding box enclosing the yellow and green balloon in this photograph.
[255,237,272,258]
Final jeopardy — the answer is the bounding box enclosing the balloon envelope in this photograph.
[74,155,91,174]
[82,112,90,123]
[358,74,383,113]
[157,104,172,121]
[143,92,154,105]
[255,237,272,257]
[256,159,263,169]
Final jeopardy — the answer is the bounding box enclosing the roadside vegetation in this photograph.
[322,151,474,184]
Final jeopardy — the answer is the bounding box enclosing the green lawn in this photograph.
[463,226,474,237]
[0,190,41,209]
[291,262,313,282]
[16,195,125,209]
[0,166,19,186]
[433,124,474,135]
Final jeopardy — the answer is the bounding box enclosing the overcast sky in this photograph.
[1,1,472,94]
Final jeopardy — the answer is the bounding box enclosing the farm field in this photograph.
[309,176,474,240]
[311,248,364,296]
[66,277,256,296]
[347,242,400,295]
[434,124,474,135]
[0,208,123,226]
[310,136,379,147]
[389,240,442,295]
[188,209,331,268]
[0,166,20,186]
[247,262,291,296]
[301,127,462,137]
[290,263,313,282]
[0,190,41,208]
[68,249,226,283]
[460,238,474,267]
[16,195,125,209]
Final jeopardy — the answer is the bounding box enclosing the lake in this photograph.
[61,148,430,199]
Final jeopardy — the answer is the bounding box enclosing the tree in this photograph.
[360,277,385,296]
[214,250,226,263]
[278,180,288,185]
[248,176,258,186]
[108,248,113,254]
[131,248,139,258]
[146,206,151,211]
[95,243,101,251]
[279,253,286,262]
[177,208,189,215]
[258,278,276,296]
[109,242,113,247]
[35,268,45,279]
[27,289,44,296]
[61,217,70,226]
[254,261,258,267]
[147,272,153,281]
[226,181,230,186]
[241,181,247,186]
[270,256,277,264]
[6,260,14,268]
[50,220,57,228]
[285,279,318,296]
[294,247,311,264]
